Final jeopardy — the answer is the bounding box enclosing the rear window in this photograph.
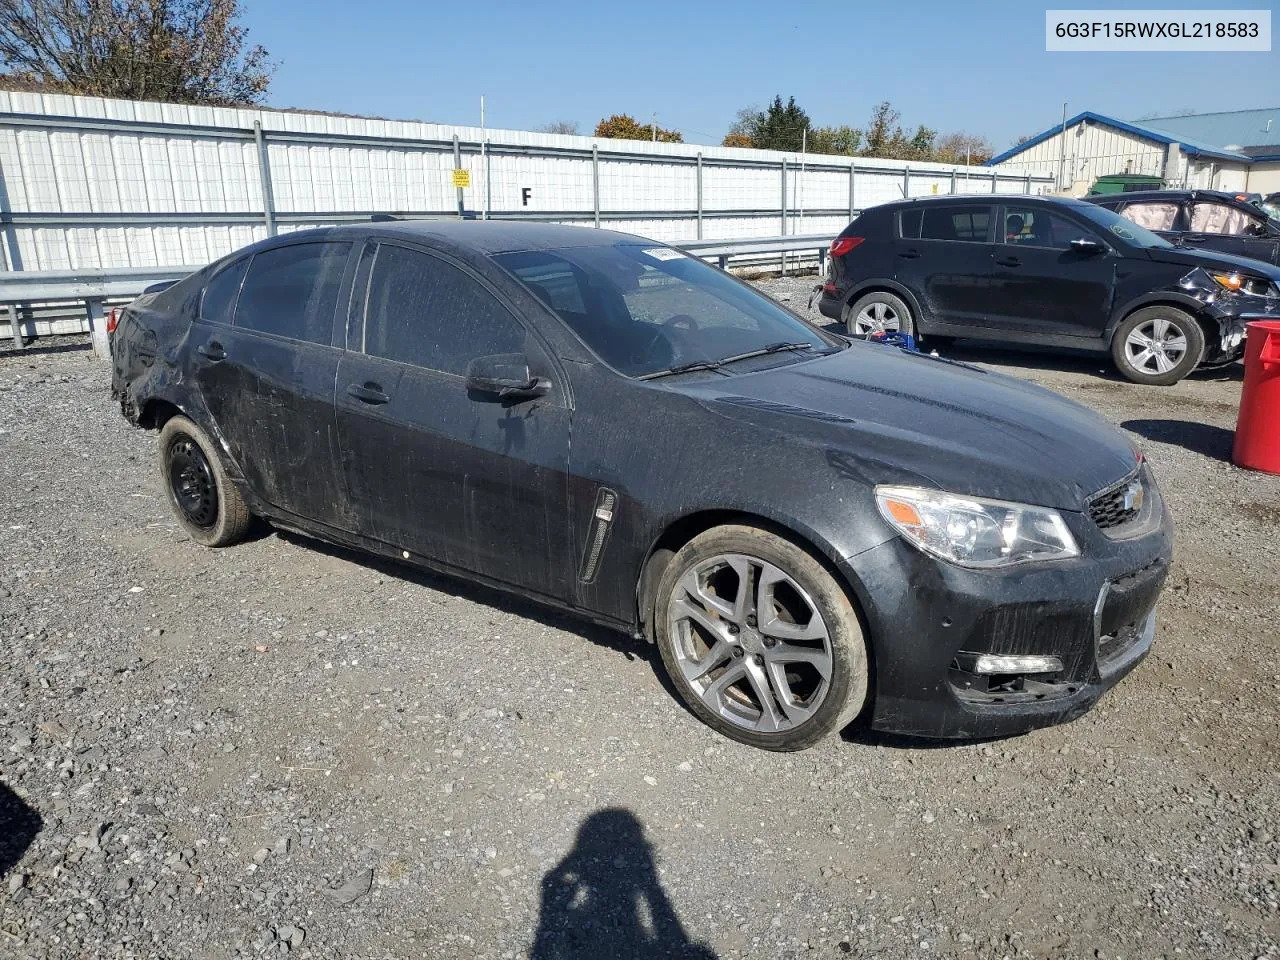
[920,205,991,242]
[235,242,351,344]
[200,258,248,325]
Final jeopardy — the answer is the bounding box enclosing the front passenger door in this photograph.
[986,204,1115,338]
[1184,201,1280,265]
[334,241,574,602]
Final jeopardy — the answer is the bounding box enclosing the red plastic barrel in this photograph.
[1232,319,1280,474]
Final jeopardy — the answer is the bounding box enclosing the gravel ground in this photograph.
[1,287,1278,960]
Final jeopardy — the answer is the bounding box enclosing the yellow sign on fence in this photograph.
[452,169,471,188]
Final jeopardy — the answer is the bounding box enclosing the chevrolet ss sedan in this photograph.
[111,222,1172,751]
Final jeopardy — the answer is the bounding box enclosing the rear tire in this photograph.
[158,415,252,547]
[1111,307,1204,385]
[655,524,869,752]
[843,291,914,339]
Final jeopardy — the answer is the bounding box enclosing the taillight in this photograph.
[830,237,864,257]
[106,308,119,335]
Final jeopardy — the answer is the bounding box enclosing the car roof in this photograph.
[281,219,643,256]
[1089,189,1249,205]
[884,194,1095,210]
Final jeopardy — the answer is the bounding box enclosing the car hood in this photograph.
[673,344,1139,511]
[1144,244,1280,279]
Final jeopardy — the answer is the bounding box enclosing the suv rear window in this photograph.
[920,205,991,242]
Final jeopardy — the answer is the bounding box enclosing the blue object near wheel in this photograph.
[869,331,918,352]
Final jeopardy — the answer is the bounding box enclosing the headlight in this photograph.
[1210,272,1274,298]
[875,485,1080,568]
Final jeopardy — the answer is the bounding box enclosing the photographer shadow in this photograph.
[0,782,41,879]
[531,808,717,960]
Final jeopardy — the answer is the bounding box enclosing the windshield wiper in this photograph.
[637,342,817,381]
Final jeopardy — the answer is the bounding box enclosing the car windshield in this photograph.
[1073,203,1173,249]
[492,243,838,378]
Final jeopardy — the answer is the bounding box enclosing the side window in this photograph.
[200,258,249,325]
[921,205,991,242]
[899,209,923,239]
[1119,202,1179,231]
[1190,202,1262,235]
[1001,207,1086,249]
[235,242,352,344]
[363,244,525,375]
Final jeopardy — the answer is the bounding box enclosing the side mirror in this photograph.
[1070,237,1105,254]
[465,353,550,402]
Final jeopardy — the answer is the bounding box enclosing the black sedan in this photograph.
[112,222,1172,750]
[1087,188,1280,266]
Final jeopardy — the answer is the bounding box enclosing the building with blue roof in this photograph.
[986,108,1280,196]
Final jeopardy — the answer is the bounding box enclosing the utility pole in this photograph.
[480,95,488,221]
[1057,101,1068,191]
[652,112,657,142]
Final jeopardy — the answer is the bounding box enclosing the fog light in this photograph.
[955,653,1064,675]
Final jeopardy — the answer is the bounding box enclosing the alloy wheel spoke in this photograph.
[764,641,833,680]
[1153,350,1174,373]
[703,660,748,711]
[765,660,816,723]
[1130,346,1156,370]
[670,597,733,647]
[680,636,734,683]
[1162,334,1187,355]
[1152,317,1170,340]
[743,659,786,732]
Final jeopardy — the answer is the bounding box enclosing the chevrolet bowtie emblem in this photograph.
[1122,480,1144,513]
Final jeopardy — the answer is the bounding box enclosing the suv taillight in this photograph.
[830,237,864,257]
[105,308,119,335]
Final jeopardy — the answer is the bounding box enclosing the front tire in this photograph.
[843,291,914,339]
[1111,307,1204,385]
[157,415,252,547]
[655,524,869,751]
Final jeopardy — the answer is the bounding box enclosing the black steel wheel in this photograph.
[157,415,253,547]
[166,437,219,528]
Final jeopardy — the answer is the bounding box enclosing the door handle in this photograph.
[897,250,921,259]
[196,341,226,361]
[346,382,389,405]
[1181,236,1206,243]
[995,257,1021,267]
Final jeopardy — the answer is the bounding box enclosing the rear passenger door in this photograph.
[334,240,574,602]
[189,240,355,530]
[895,204,995,331]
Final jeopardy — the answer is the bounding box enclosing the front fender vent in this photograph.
[578,487,618,584]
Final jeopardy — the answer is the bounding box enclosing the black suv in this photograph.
[818,195,1280,385]
[1087,189,1280,266]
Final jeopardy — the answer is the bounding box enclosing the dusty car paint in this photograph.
[113,221,1173,738]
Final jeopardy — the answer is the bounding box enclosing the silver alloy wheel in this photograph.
[853,300,901,337]
[667,553,834,734]
[1124,316,1189,375]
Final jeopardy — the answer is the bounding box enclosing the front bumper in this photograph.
[840,484,1173,739]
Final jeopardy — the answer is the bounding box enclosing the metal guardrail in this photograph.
[0,233,837,356]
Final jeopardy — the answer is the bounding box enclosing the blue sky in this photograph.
[247,0,1279,149]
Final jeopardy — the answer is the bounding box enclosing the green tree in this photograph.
[750,95,811,151]
[809,124,862,156]
[863,101,900,157]
[0,0,273,105]
[594,113,683,143]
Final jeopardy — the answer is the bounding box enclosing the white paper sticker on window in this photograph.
[641,247,687,262]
